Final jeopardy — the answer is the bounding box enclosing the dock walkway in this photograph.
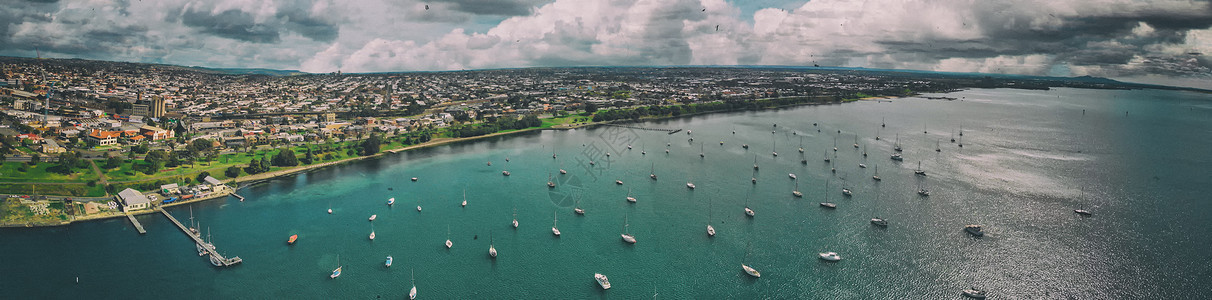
[125,212,146,234]
[157,207,242,267]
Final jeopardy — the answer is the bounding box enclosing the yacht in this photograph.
[687,182,696,189]
[615,179,623,185]
[744,193,755,217]
[369,230,376,240]
[818,252,842,261]
[512,208,519,229]
[560,168,567,174]
[650,162,658,180]
[894,133,903,152]
[798,136,805,153]
[626,188,636,203]
[858,163,867,168]
[595,273,612,290]
[793,178,803,197]
[833,137,838,151]
[914,161,926,176]
[753,156,759,170]
[385,256,393,267]
[387,197,395,206]
[1075,187,1092,216]
[552,212,561,237]
[853,135,859,148]
[962,288,987,299]
[462,190,468,207]
[706,197,715,237]
[446,225,453,249]
[871,218,888,226]
[548,173,556,188]
[409,269,417,299]
[820,180,836,208]
[489,235,497,258]
[699,143,705,158]
[621,216,637,244]
[964,225,984,237]
[574,200,585,215]
[330,255,342,279]
[824,150,831,162]
[789,173,797,180]
[842,187,853,197]
[742,242,760,278]
[891,153,903,161]
[873,165,882,181]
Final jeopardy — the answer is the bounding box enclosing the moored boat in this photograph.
[287,234,298,245]
[595,273,612,290]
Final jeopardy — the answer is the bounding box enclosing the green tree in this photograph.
[29,153,40,165]
[196,171,211,183]
[105,156,123,169]
[225,166,241,178]
[584,102,598,113]
[272,148,299,167]
[361,134,382,156]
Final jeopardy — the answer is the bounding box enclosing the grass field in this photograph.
[0,162,98,183]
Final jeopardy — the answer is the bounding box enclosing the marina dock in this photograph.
[157,207,242,267]
[125,212,146,234]
[231,193,245,201]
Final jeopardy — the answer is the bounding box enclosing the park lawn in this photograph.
[0,162,99,183]
[0,183,103,197]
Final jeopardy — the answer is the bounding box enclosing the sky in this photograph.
[1,0,1210,89]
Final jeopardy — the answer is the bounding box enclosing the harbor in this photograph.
[2,87,1210,299]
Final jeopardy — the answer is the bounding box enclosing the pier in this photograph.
[231,193,245,201]
[125,212,146,234]
[601,124,682,134]
[157,207,242,267]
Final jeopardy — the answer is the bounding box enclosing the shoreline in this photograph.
[2,95,902,228]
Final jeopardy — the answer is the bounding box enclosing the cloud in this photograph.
[0,0,1208,88]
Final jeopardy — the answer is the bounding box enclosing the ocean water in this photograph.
[2,88,1211,299]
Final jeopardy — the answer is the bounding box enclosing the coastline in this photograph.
[2,95,904,228]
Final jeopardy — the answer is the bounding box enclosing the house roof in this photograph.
[203,176,222,186]
[117,188,151,206]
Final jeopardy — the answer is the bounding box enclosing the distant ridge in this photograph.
[187,66,308,76]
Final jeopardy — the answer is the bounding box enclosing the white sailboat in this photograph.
[744,192,755,217]
[742,242,761,278]
[445,225,453,249]
[489,234,497,258]
[552,211,561,237]
[820,180,836,208]
[512,207,519,229]
[853,134,860,148]
[462,189,468,207]
[1075,187,1092,216]
[894,133,903,152]
[621,215,637,244]
[650,162,657,180]
[574,199,585,215]
[369,223,376,240]
[409,268,417,299]
[626,188,636,203]
[872,164,882,181]
[547,172,556,188]
[706,196,715,237]
[330,255,342,279]
[915,161,926,176]
[798,136,805,153]
[793,178,803,198]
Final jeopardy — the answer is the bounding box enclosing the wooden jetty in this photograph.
[157,207,242,267]
[125,212,146,234]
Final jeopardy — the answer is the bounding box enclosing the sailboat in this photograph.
[936,139,941,152]
[914,161,926,176]
[552,211,561,237]
[547,172,556,188]
[369,224,376,240]
[369,214,377,221]
[824,150,831,162]
[841,179,853,197]
[621,215,637,244]
[462,189,468,207]
[772,137,778,156]
[686,175,696,189]
[894,133,903,152]
[872,165,882,181]
[793,178,803,197]
[409,269,417,299]
[753,155,759,170]
[918,178,930,196]
[706,196,715,237]
[923,123,928,134]
[512,207,519,229]
[559,160,567,175]
[502,160,511,176]
[853,134,859,148]
[820,180,836,208]
[832,136,838,152]
[574,199,585,215]
[699,142,705,158]
[416,198,422,212]
[742,242,761,278]
[446,225,453,249]
[1075,187,1092,216]
[626,188,636,203]
[872,190,888,226]
[330,255,342,278]
[744,192,755,217]
[650,162,658,180]
[798,136,805,153]
[876,127,881,141]
[489,234,498,258]
[882,117,886,128]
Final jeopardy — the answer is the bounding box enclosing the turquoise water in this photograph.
[3,88,1211,299]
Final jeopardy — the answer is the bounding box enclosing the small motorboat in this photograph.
[962,288,987,299]
[369,214,377,221]
[387,198,395,206]
[287,234,298,245]
[818,252,841,261]
[411,177,418,181]
[871,218,888,226]
[965,225,984,237]
[595,273,611,290]
[385,256,393,267]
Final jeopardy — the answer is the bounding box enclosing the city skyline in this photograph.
[2,0,1210,89]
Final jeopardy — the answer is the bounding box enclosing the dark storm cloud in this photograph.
[429,0,547,16]
[277,9,340,42]
[182,9,281,43]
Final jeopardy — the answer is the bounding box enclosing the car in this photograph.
[21,195,30,198]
